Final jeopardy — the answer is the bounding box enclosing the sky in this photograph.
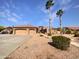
[0,0,79,27]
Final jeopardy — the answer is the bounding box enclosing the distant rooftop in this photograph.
[12,25,38,29]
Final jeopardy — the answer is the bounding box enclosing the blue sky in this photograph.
[0,0,79,27]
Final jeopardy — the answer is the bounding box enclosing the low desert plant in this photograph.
[40,34,43,37]
[48,33,52,36]
[52,36,71,50]
[74,31,79,37]
[0,26,5,32]
[65,30,71,34]
[74,33,79,37]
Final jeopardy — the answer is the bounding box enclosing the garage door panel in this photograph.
[30,30,36,35]
[15,30,27,35]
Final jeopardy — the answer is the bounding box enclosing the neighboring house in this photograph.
[13,25,38,35]
[0,25,49,35]
[0,27,13,34]
[50,28,60,34]
[38,26,48,34]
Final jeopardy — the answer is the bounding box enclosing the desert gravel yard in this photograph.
[72,37,79,43]
[6,34,79,59]
[0,34,31,59]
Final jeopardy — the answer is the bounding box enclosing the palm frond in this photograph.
[56,9,64,17]
[46,0,54,9]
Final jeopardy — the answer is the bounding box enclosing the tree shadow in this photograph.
[48,42,69,50]
[48,42,54,46]
[48,42,61,50]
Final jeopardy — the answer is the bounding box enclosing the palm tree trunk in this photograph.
[59,16,62,34]
[48,8,52,35]
[49,18,52,35]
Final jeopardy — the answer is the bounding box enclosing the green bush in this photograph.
[0,26,5,32]
[74,31,79,37]
[48,33,51,36]
[65,30,71,34]
[74,33,79,37]
[52,36,71,50]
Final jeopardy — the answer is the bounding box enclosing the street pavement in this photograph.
[0,34,31,59]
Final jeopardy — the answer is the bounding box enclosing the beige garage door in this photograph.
[15,30,27,35]
[30,30,36,35]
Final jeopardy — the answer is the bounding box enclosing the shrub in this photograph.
[48,33,51,36]
[0,26,5,32]
[74,31,79,37]
[10,30,13,34]
[65,30,71,34]
[40,34,43,37]
[74,33,79,37]
[52,36,71,50]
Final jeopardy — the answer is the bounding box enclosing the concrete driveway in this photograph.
[0,34,30,59]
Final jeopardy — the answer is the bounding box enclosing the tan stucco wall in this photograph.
[15,29,36,35]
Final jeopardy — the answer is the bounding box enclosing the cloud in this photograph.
[57,0,74,14]
[0,12,6,17]
[0,0,22,23]
[5,2,10,8]
[0,12,17,22]
[0,0,28,25]
[74,5,79,8]
[41,7,49,14]
[2,0,16,10]
[59,0,72,6]
[7,17,17,22]
[0,8,21,22]
[62,5,72,11]
[52,11,57,21]
[12,13,21,18]
[57,0,72,11]
[37,3,48,14]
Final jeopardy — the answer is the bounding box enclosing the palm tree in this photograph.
[46,0,54,35]
[56,9,64,34]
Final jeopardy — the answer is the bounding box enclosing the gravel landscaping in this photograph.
[5,34,79,59]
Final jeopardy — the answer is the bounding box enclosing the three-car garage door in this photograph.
[15,30,27,35]
[15,29,36,35]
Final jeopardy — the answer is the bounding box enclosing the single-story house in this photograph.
[13,25,38,35]
[38,26,48,34]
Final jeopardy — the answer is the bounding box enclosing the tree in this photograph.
[0,26,5,32]
[56,9,64,34]
[46,0,54,35]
